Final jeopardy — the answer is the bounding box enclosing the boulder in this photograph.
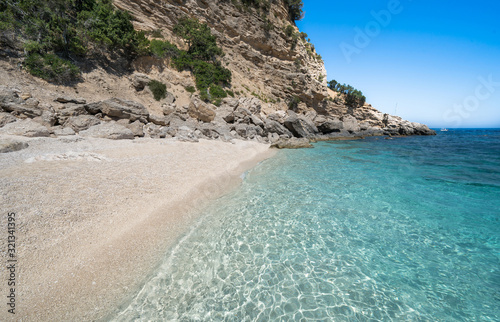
[0,86,22,107]
[238,97,261,114]
[79,122,134,140]
[233,123,258,139]
[263,119,292,137]
[33,110,57,127]
[124,120,144,137]
[342,115,361,133]
[143,123,169,138]
[188,99,215,123]
[0,138,29,153]
[56,103,88,124]
[0,119,50,137]
[162,103,177,115]
[0,112,16,127]
[283,111,318,138]
[175,126,199,142]
[148,114,169,126]
[1,103,42,118]
[316,117,343,134]
[131,73,150,91]
[85,98,149,123]
[271,138,313,149]
[64,115,101,132]
[164,92,176,104]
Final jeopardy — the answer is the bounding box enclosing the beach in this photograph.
[0,135,273,321]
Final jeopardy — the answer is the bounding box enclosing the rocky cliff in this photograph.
[0,0,435,149]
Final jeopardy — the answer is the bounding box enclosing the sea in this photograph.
[113,129,500,321]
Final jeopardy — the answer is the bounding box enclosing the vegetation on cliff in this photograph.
[328,80,366,108]
[1,0,231,104]
[171,18,232,104]
[0,0,149,82]
[230,0,304,22]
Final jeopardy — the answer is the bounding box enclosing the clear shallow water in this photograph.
[114,129,500,321]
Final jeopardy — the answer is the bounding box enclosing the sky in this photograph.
[296,0,500,128]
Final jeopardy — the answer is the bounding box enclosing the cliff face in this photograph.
[114,0,328,107]
[0,0,435,145]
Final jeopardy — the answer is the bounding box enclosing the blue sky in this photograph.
[296,0,500,128]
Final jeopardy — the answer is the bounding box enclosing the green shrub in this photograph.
[148,80,167,101]
[185,85,196,93]
[151,29,163,38]
[149,39,180,59]
[285,0,304,22]
[24,53,80,83]
[171,18,231,98]
[285,25,294,37]
[209,85,227,99]
[287,95,301,110]
[226,90,235,97]
[213,98,223,107]
[328,80,366,107]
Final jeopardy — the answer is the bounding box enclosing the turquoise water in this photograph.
[114,129,500,321]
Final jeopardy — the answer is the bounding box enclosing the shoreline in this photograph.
[0,135,275,321]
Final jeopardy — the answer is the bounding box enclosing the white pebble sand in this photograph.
[0,135,274,321]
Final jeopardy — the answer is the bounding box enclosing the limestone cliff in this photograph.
[114,0,328,108]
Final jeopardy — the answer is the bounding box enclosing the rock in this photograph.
[85,98,149,123]
[131,73,150,91]
[56,97,86,104]
[412,122,436,135]
[64,115,101,132]
[162,103,177,115]
[164,91,176,104]
[33,110,57,127]
[56,104,88,124]
[0,138,29,153]
[197,123,221,139]
[175,126,199,142]
[233,123,258,139]
[238,97,262,114]
[283,111,318,138]
[143,123,169,138]
[1,103,42,118]
[124,120,144,137]
[250,114,264,127]
[263,119,292,137]
[148,114,169,126]
[215,104,236,123]
[79,122,134,140]
[268,132,280,143]
[52,126,76,136]
[316,117,343,134]
[0,119,50,137]
[188,99,216,123]
[0,86,22,107]
[271,138,313,149]
[0,112,16,127]
[342,115,361,133]
[20,93,31,100]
